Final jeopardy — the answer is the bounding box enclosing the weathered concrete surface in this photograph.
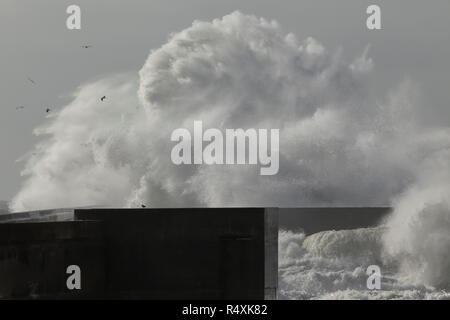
[0,207,277,299]
[264,208,278,300]
[75,208,277,299]
[0,221,105,299]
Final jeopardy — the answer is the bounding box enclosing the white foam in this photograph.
[279,228,450,299]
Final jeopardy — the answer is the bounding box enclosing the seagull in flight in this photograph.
[27,77,36,85]
[141,204,146,208]
[16,106,25,110]
[81,45,92,49]
[46,108,51,113]
[100,95,106,102]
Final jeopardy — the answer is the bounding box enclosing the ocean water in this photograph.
[278,227,450,300]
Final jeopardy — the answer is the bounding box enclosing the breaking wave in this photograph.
[8,12,450,298]
[279,226,450,299]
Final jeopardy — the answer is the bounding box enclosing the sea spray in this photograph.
[12,12,431,211]
[9,11,450,299]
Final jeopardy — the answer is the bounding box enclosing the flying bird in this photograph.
[81,45,92,49]
[16,106,25,110]
[141,204,146,208]
[27,77,36,85]
[46,108,51,113]
[100,96,106,101]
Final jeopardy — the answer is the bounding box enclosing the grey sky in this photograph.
[1,0,449,200]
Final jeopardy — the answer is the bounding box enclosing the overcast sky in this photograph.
[1,0,449,201]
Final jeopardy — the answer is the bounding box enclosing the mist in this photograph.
[8,11,450,292]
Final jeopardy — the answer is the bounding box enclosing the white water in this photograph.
[9,12,450,299]
[279,225,450,299]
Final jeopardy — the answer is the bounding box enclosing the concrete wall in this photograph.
[0,221,104,299]
[264,208,278,299]
[75,208,276,299]
[0,207,277,299]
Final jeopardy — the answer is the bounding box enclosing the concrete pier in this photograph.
[0,207,278,299]
[0,206,391,299]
